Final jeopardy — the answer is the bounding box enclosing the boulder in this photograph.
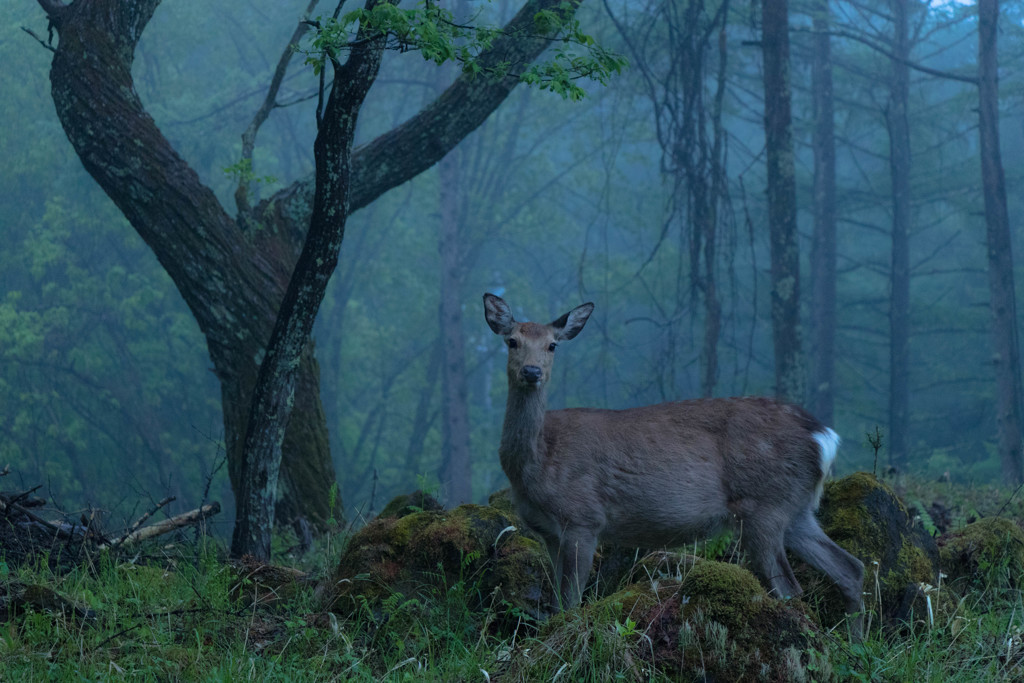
[323,502,556,629]
[802,472,938,629]
[505,557,830,682]
[376,490,443,520]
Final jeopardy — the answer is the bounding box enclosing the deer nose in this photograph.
[521,365,543,384]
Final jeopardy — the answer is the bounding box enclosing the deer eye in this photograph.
[548,343,557,352]
[507,338,518,349]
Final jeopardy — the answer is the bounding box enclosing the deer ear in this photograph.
[551,302,594,341]
[483,293,515,335]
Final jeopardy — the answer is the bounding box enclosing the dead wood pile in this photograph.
[0,465,220,574]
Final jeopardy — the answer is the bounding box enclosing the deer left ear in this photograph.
[483,293,516,336]
[551,302,594,341]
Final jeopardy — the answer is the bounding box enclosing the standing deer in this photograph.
[483,293,864,637]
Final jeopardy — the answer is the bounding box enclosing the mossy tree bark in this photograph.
[231,3,387,559]
[34,0,584,540]
[762,0,804,404]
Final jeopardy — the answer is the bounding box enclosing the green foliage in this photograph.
[302,0,624,100]
[223,158,277,187]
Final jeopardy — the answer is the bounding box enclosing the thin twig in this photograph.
[7,485,43,507]
[21,26,56,52]
[235,0,322,215]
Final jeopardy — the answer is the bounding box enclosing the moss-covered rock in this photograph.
[507,558,829,682]
[803,472,937,629]
[376,490,443,520]
[486,487,517,517]
[487,487,648,600]
[938,517,1024,594]
[323,502,555,629]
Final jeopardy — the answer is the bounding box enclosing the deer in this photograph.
[483,293,865,638]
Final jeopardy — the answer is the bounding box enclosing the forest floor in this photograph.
[3,473,1024,681]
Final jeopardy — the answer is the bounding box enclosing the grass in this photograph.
[4,475,1024,681]
[0,531,526,681]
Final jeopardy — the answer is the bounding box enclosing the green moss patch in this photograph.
[802,472,937,629]
[324,500,555,628]
[509,558,827,681]
[939,517,1024,594]
[376,489,443,520]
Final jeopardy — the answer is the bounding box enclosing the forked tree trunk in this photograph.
[34,0,584,540]
[762,0,804,404]
[978,0,1024,484]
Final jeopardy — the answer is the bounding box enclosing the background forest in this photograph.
[2,0,1023,540]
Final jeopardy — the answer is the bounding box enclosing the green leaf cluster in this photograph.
[301,0,624,99]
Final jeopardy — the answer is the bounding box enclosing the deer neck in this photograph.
[499,383,548,487]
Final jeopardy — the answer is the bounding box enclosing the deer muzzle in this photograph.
[520,365,543,384]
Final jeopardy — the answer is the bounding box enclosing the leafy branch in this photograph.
[301,0,625,101]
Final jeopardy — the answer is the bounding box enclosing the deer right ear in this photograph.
[551,302,594,341]
[483,293,515,336]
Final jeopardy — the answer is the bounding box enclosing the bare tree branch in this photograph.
[235,0,322,216]
[797,26,978,84]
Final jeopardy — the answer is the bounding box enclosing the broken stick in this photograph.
[101,502,221,549]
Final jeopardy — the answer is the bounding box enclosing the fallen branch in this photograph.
[3,499,73,538]
[101,502,221,549]
[108,496,176,549]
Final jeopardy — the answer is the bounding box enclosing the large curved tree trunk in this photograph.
[35,0,583,532]
[41,0,337,529]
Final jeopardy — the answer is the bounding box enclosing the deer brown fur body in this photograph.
[484,293,865,638]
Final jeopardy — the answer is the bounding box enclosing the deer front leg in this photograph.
[544,537,565,603]
[555,531,598,609]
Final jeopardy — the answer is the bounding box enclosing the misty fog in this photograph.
[2,0,1023,537]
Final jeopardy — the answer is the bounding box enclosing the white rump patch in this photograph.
[812,427,840,509]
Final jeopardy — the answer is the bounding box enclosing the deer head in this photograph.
[483,293,594,389]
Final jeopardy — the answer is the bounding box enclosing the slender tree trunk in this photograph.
[978,0,1024,484]
[887,0,911,469]
[700,0,729,398]
[762,0,804,403]
[808,0,837,425]
[438,149,473,504]
[231,17,387,559]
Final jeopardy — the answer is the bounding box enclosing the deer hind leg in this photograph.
[785,508,865,639]
[553,530,598,609]
[741,517,803,600]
